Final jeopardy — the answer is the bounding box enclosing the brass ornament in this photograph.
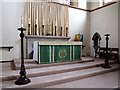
[58,49,67,59]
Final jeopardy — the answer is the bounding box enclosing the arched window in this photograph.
[70,0,78,7]
[104,0,115,4]
[100,0,115,6]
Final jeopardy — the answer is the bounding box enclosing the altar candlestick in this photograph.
[15,27,31,85]
[101,34,111,68]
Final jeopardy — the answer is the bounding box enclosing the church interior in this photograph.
[0,0,120,89]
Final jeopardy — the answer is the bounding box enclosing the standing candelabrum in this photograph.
[15,26,31,85]
[101,34,111,68]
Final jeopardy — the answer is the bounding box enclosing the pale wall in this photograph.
[1,1,90,59]
[2,1,118,59]
[0,2,2,46]
[90,2,100,10]
[2,1,24,59]
[0,1,2,78]
[69,8,90,56]
[90,3,118,56]
[118,2,120,61]
[0,1,2,45]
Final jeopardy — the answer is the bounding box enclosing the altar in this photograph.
[33,41,82,64]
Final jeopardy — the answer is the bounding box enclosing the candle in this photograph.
[43,19,45,25]
[28,18,31,24]
[21,16,23,27]
[35,19,37,25]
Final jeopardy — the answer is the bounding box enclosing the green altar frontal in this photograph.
[33,41,82,64]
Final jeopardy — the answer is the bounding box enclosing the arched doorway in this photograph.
[92,32,102,57]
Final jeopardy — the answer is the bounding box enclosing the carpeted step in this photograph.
[2,64,119,88]
[1,59,116,82]
[15,58,94,70]
[1,60,97,82]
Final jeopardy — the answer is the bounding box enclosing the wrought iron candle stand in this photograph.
[15,27,31,85]
[101,34,111,68]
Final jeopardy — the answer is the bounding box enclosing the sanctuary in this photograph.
[0,0,120,88]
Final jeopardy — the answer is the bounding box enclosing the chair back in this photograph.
[111,48,119,53]
[99,47,105,52]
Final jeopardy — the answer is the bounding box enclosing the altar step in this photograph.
[2,59,119,88]
[2,64,119,88]
[1,58,115,82]
[1,58,95,82]
[15,57,94,70]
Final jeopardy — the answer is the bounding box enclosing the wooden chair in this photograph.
[98,47,106,58]
[107,48,112,59]
[98,47,112,59]
[111,48,119,59]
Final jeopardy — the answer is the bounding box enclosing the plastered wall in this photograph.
[90,3,118,56]
[1,1,90,59]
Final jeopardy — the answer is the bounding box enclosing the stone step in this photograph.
[15,57,94,70]
[2,64,119,88]
[1,59,116,82]
[1,59,98,82]
[46,71,119,88]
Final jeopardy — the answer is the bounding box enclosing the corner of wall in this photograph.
[0,2,2,46]
[118,2,120,61]
[90,3,119,57]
